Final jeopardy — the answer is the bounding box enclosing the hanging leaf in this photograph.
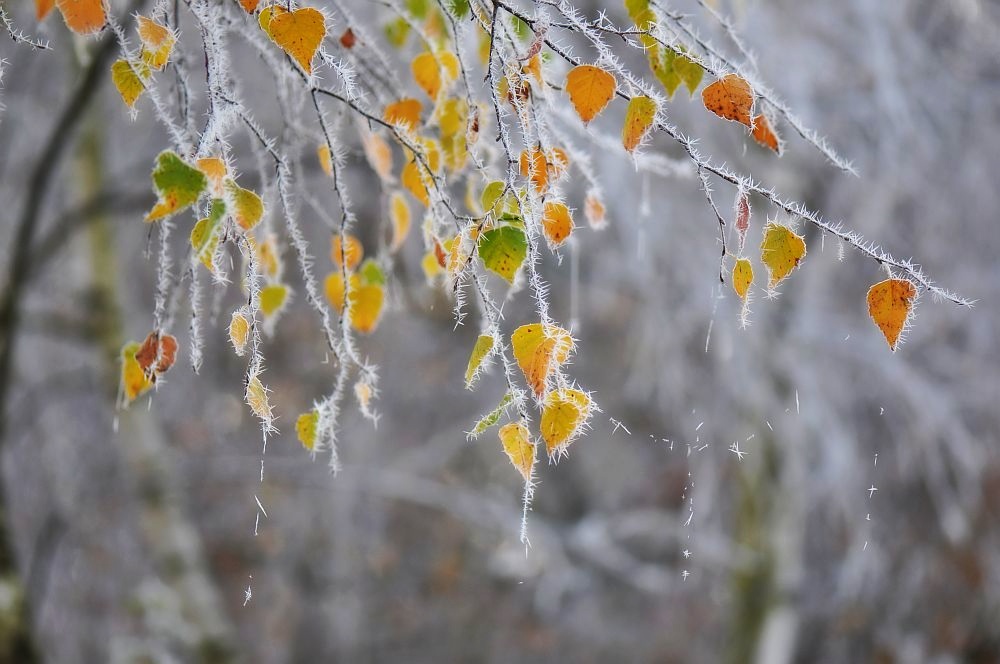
[229,310,251,356]
[702,73,753,127]
[36,0,55,21]
[411,52,442,100]
[137,16,175,70]
[239,0,259,13]
[121,342,153,404]
[565,64,616,124]
[760,221,806,289]
[246,376,273,420]
[499,422,535,482]
[317,144,333,177]
[111,59,150,109]
[340,27,356,48]
[331,234,363,271]
[732,258,753,299]
[584,191,607,230]
[478,225,527,283]
[264,5,326,74]
[468,392,513,438]
[359,259,386,286]
[360,127,394,181]
[190,199,225,271]
[296,410,320,451]
[465,334,495,387]
[384,98,423,129]
[751,114,780,153]
[866,278,917,352]
[224,179,264,231]
[542,201,574,248]
[389,192,411,252]
[735,189,751,251]
[348,282,385,334]
[196,158,228,196]
[260,283,290,319]
[145,151,208,222]
[511,323,574,397]
[55,0,106,35]
[402,158,430,206]
[135,331,178,379]
[622,96,657,153]
[540,388,593,456]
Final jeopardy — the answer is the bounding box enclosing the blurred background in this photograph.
[1,0,999,662]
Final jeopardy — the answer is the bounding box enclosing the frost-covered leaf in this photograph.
[331,234,363,271]
[542,201,574,249]
[56,0,105,35]
[702,74,753,127]
[384,98,422,129]
[468,392,513,438]
[137,16,175,70]
[389,192,411,253]
[229,310,250,356]
[867,278,917,352]
[260,283,290,319]
[733,258,753,299]
[145,151,207,222]
[120,342,153,404]
[760,221,806,289]
[511,323,574,398]
[751,114,780,153]
[190,199,225,271]
[224,179,264,231]
[565,65,616,124]
[540,388,593,457]
[111,59,149,109]
[622,96,657,153]
[135,331,178,379]
[263,5,326,74]
[499,422,535,481]
[246,376,272,420]
[478,226,527,283]
[465,334,495,388]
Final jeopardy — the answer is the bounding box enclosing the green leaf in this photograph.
[443,0,470,18]
[405,0,428,19]
[385,17,410,48]
[478,226,527,283]
[468,392,513,438]
[465,334,495,388]
[359,258,386,286]
[146,150,208,222]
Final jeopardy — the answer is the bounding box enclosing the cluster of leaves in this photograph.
[17,0,965,541]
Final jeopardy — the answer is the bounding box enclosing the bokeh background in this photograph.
[1,0,999,662]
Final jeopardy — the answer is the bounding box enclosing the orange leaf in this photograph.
[542,201,574,248]
[867,278,917,352]
[55,0,106,35]
[565,64,616,124]
[702,73,753,127]
[511,323,574,398]
[267,6,326,75]
[384,98,422,129]
[331,234,363,271]
[36,0,56,22]
[751,114,780,153]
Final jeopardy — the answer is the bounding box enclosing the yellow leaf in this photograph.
[224,179,264,231]
[542,201,574,248]
[465,334,495,387]
[760,221,806,289]
[565,64,616,125]
[266,6,326,75]
[331,234,363,271]
[137,16,175,70]
[55,0,105,35]
[540,388,593,456]
[389,192,411,253]
[499,422,535,482]
[111,59,149,109]
[702,73,754,128]
[732,258,753,299]
[622,96,657,153]
[511,323,574,398]
[260,283,289,319]
[384,98,422,129]
[411,51,442,100]
[296,410,320,451]
[190,215,221,272]
[120,342,153,404]
[866,278,917,352]
[317,144,332,176]
[254,233,282,280]
[324,272,353,313]
[229,310,250,356]
[348,282,385,334]
[402,159,430,207]
[421,251,443,281]
[246,376,272,420]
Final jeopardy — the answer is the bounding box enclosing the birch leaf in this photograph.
[540,388,593,456]
[465,334,495,387]
[867,278,917,352]
[499,422,535,482]
[760,221,806,289]
[702,74,753,127]
[565,64,616,124]
[478,226,527,283]
[511,323,574,398]
[146,151,207,222]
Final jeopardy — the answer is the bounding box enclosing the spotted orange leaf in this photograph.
[702,73,753,127]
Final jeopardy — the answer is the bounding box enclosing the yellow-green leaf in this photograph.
[296,410,320,451]
[732,258,753,299]
[465,334,495,387]
[478,225,527,283]
[760,221,806,289]
[146,151,208,222]
[622,96,657,152]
